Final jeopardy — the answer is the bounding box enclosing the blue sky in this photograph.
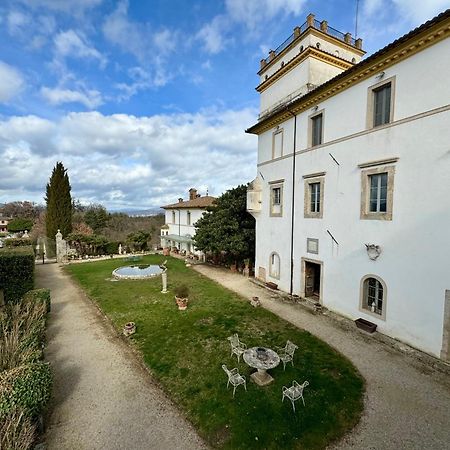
[1,0,449,210]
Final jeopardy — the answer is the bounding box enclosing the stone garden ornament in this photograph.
[365,244,381,260]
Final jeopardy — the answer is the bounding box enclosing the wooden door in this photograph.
[305,263,315,297]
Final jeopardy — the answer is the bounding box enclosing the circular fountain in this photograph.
[112,264,164,280]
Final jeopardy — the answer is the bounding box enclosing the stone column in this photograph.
[161,271,168,294]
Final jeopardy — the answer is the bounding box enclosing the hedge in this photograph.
[0,247,35,304]
[0,363,52,420]
[3,238,32,248]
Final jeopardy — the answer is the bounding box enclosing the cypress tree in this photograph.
[45,162,73,239]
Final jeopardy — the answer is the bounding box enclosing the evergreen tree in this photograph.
[45,162,73,239]
[194,185,255,264]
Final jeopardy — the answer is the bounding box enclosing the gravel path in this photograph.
[36,263,205,450]
[193,264,450,450]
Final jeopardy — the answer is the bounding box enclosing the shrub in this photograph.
[0,247,34,304]
[0,408,36,450]
[105,241,119,255]
[174,284,189,298]
[0,363,52,420]
[23,289,51,313]
[3,238,31,248]
[0,298,48,371]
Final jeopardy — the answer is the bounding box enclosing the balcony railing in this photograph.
[262,17,356,66]
[258,83,318,121]
[270,21,308,62]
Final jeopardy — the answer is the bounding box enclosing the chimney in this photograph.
[178,198,183,203]
[189,188,197,200]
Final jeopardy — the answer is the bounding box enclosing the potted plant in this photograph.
[174,284,189,310]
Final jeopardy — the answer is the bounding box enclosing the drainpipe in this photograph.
[288,109,297,296]
[178,209,181,250]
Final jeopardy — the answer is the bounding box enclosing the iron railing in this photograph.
[262,18,356,66]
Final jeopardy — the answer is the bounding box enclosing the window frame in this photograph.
[308,109,324,148]
[269,181,284,217]
[186,211,191,226]
[359,274,387,320]
[272,128,284,159]
[268,252,280,279]
[360,164,395,221]
[366,76,396,129]
[303,174,325,219]
[172,210,176,224]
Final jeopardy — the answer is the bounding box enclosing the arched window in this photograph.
[269,252,280,279]
[316,42,321,49]
[360,275,387,319]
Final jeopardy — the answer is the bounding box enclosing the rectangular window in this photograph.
[172,211,176,224]
[269,182,283,217]
[311,114,323,146]
[369,173,388,213]
[360,164,395,220]
[310,182,321,213]
[187,211,191,225]
[273,187,281,205]
[303,174,325,219]
[373,83,391,127]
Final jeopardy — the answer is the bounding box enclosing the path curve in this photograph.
[193,264,450,450]
[36,263,206,450]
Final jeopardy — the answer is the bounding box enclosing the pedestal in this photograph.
[161,271,168,294]
[250,369,274,386]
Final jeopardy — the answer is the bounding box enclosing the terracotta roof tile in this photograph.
[161,196,216,209]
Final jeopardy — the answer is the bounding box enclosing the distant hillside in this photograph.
[112,208,162,217]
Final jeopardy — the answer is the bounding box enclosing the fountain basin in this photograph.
[112,264,164,280]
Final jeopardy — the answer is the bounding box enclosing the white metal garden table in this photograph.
[243,347,280,386]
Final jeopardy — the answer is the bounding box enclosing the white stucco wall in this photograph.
[259,29,362,113]
[162,207,207,254]
[252,36,450,358]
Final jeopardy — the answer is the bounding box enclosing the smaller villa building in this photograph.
[160,188,215,255]
[0,214,10,233]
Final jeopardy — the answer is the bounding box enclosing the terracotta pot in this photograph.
[175,296,188,310]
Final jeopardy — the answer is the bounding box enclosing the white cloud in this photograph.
[225,0,305,31]
[54,30,107,68]
[392,0,450,24]
[153,29,176,54]
[17,0,102,16]
[196,0,306,54]
[102,1,149,62]
[196,15,230,54]
[41,86,103,108]
[0,108,257,209]
[7,10,30,35]
[359,0,449,54]
[0,61,24,103]
[102,2,178,92]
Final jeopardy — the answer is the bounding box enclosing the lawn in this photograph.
[66,255,364,449]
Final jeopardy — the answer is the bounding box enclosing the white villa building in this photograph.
[160,188,215,255]
[246,11,450,360]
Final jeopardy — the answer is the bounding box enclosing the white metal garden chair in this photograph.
[282,380,309,412]
[222,364,247,398]
[227,333,247,363]
[276,340,298,370]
